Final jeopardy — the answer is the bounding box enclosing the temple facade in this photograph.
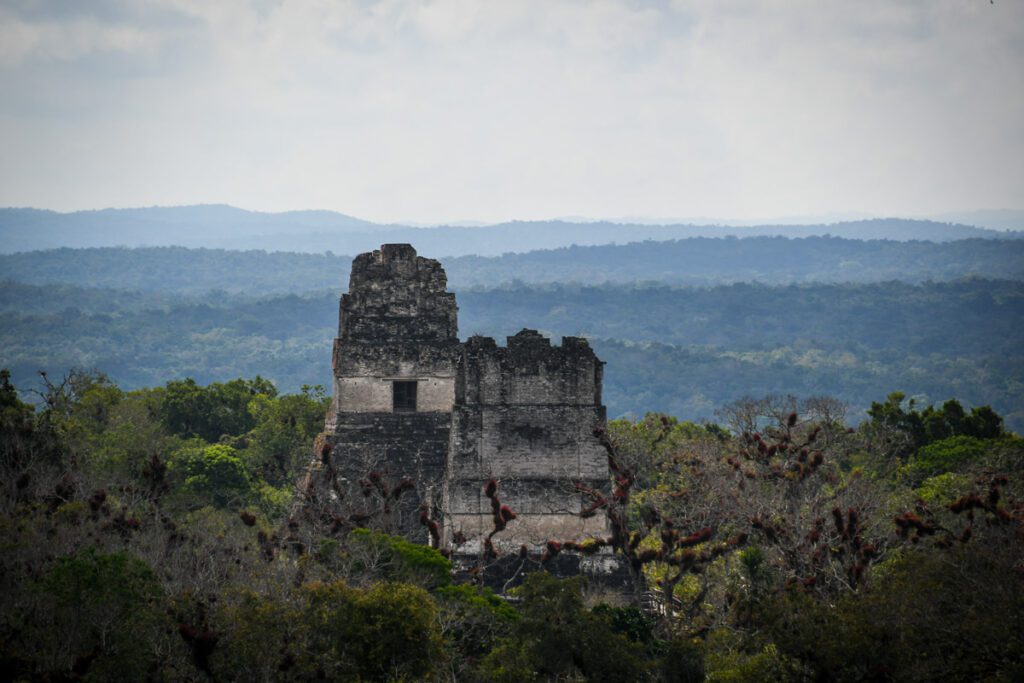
[309,244,618,573]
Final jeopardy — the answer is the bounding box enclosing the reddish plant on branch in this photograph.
[499,504,517,524]
[677,527,713,548]
[479,478,516,558]
[894,512,938,539]
[367,471,388,497]
[179,623,219,675]
[541,540,563,563]
[391,478,416,500]
[418,504,441,548]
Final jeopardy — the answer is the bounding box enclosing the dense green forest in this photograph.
[3,236,1024,293]
[3,233,1023,680]
[3,278,1022,430]
[2,371,1021,680]
[448,237,1024,287]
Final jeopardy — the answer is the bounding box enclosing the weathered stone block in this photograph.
[304,244,626,582]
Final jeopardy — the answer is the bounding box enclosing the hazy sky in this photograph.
[1,0,1022,223]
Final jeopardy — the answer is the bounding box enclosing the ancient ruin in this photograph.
[304,244,624,581]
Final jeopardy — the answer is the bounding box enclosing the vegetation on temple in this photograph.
[2,370,1020,681]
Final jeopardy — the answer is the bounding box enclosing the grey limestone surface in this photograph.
[304,244,627,583]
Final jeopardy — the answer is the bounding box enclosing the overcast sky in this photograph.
[1,0,1021,224]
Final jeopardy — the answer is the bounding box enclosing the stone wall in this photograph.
[322,412,452,538]
[444,330,610,553]
[321,244,460,539]
[327,243,459,420]
[309,244,621,579]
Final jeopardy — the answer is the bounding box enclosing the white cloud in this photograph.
[0,9,160,66]
[1,0,1022,222]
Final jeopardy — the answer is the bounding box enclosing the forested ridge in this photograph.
[3,236,1024,293]
[3,205,1018,255]
[3,278,1022,430]
[1,370,1021,680]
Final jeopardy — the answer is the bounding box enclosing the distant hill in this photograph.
[1,205,1019,256]
[0,205,376,253]
[444,237,1024,287]
[930,209,1024,233]
[2,237,1022,294]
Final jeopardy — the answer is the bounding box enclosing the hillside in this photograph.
[3,279,1021,430]
[2,205,1019,255]
[3,236,1024,295]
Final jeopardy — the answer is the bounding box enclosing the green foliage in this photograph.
[160,376,276,441]
[845,546,1021,681]
[902,435,991,483]
[243,386,327,486]
[711,532,1024,683]
[434,584,518,665]
[77,387,181,478]
[39,548,162,611]
[704,633,810,682]
[868,393,1005,457]
[348,528,453,588]
[213,580,446,681]
[435,583,518,622]
[302,580,445,681]
[732,590,885,681]
[610,413,726,485]
[867,392,925,451]
[254,481,293,515]
[478,574,650,682]
[23,369,122,468]
[914,472,973,505]
[31,550,167,679]
[0,368,28,414]
[170,443,252,507]
[1,366,1021,681]
[592,604,657,645]
[472,638,538,682]
[0,367,36,468]
[210,588,300,680]
[737,546,772,594]
[708,643,802,679]
[959,404,1005,439]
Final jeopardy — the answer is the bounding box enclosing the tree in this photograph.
[243,385,327,487]
[20,550,168,680]
[300,580,445,681]
[169,443,252,507]
[867,392,1005,457]
[160,377,277,442]
[477,573,650,682]
[0,368,41,507]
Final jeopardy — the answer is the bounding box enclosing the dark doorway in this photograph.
[393,380,417,412]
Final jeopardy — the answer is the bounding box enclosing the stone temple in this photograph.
[304,244,622,579]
